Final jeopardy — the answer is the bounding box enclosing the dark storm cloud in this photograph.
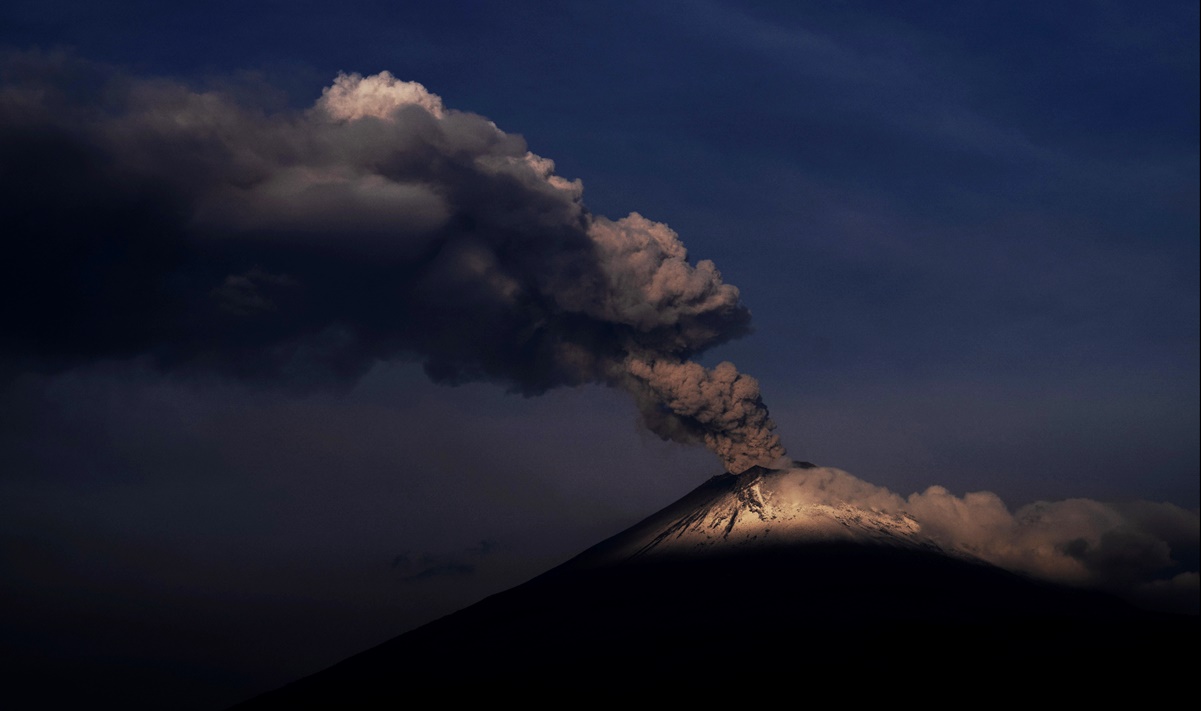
[0,53,783,471]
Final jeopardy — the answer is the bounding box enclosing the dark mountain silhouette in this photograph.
[234,465,1196,706]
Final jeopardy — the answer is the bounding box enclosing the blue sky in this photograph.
[1,2,1197,707]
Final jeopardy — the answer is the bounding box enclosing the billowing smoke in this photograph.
[0,54,783,472]
[774,465,1200,613]
[624,358,786,474]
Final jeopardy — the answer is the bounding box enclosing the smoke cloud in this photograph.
[774,464,1200,612]
[0,54,783,472]
[624,358,786,474]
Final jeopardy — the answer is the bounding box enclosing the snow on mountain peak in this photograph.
[574,463,952,567]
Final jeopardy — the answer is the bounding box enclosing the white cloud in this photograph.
[315,71,445,121]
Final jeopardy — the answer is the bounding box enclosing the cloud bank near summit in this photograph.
[0,55,783,472]
[780,464,1199,612]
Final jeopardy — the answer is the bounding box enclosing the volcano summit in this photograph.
[564,462,948,565]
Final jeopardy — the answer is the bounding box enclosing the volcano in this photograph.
[234,464,1196,706]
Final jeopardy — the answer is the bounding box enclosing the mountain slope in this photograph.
[233,465,1197,706]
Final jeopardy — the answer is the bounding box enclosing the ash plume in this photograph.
[0,54,784,472]
[623,357,786,474]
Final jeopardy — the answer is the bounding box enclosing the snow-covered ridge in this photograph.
[575,463,953,567]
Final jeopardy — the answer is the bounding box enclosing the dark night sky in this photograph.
[1,2,1197,708]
